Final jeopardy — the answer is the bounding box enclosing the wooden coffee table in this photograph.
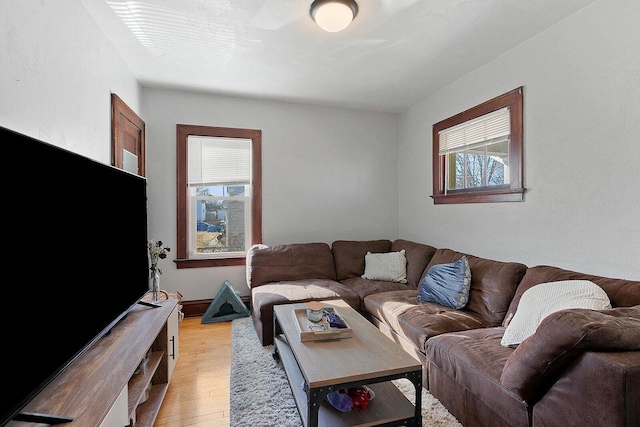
[273,299,422,427]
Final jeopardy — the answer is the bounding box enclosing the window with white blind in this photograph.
[176,125,262,268]
[432,87,524,204]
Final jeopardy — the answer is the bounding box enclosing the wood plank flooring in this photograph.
[154,316,231,427]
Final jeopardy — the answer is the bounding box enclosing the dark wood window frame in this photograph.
[431,87,525,204]
[175,124,262,269]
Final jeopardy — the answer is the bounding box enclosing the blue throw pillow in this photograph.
[418,256,471,309]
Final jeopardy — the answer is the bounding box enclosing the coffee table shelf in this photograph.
[273,299,422,427]
[275,334,417,427]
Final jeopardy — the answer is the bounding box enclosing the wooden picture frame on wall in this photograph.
[111,93,146,177]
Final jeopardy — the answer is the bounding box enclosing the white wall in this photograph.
[143,89,398,299]
[0,1,398,302]
[398,0,640,280]
[0,0,142,162]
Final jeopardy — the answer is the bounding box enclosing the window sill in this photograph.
[174,257,246,269]
[431,187,525,204]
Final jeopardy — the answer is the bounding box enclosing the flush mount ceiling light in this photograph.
[310,0,359,33]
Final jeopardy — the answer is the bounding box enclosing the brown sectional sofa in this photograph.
[245,239,640,427]
[246,239,435,345]
[426,266,640,427]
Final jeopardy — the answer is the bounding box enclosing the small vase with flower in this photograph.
[148,240,170,302]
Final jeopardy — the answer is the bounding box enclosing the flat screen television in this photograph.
[1,126,151,426]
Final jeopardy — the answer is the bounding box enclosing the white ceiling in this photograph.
[81,0,596,113]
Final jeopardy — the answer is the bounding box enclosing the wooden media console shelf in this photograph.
[8,298,180,427]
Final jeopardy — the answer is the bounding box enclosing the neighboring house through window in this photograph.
[176,125,262,268]
[432,87,524,204]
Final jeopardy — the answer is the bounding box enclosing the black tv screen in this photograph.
[2,126,150,425]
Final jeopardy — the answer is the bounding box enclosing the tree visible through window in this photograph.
[176,125,262,269]
[432,87,524,204]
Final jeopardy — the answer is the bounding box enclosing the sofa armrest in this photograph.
[533,350,640,427]
[500,306,640,403]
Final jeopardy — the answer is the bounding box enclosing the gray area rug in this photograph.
[230,316,462,427]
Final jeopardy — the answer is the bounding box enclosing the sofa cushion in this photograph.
[251,279,361,345]
[246,242,336,288]
[501,280,611,346]
[503,265,640,327]
[426,327,529,427]
[500,306,640,402]
[361,250,407,283]
[418,256,471,309]
[390,239,437,289]
[332,240,392,280]
[364,289,488,353]
[341,277,413,302]
[252,279,360,316]
[425,249,528,326]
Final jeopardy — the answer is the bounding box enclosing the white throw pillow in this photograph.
[501,280,611,347]
[361,250,407,283]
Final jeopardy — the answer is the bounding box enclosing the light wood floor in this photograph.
[154,316,232,427]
